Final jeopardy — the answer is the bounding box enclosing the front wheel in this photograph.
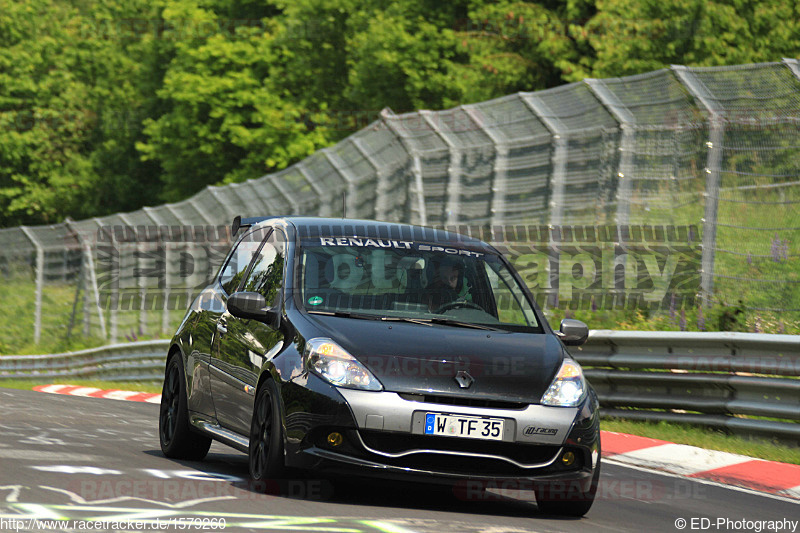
[249,379,285,487]
[535,458,601,517]
[159,354,211,460]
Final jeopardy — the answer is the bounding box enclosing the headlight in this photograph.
[541,358,586,407]
[304,338,382,391]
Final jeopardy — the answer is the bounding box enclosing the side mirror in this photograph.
[558,319,589,346]
[228,291,279,324]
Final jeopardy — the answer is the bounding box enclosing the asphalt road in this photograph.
[0,387,797,532]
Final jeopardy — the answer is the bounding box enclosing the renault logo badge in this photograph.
[454,371,474,389]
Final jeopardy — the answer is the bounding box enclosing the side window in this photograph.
[241,229,287,306]
[219,227,272,295]
[483,262,538,327]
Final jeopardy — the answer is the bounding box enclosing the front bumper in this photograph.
[301,445,596,486]
[338,388,579,446]
[285,385,600,482]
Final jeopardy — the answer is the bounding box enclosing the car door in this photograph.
[211,227,287,435]
[185,226,268,416]
[206,225,272,424]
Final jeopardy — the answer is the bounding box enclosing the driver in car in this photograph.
[427,256,468,312]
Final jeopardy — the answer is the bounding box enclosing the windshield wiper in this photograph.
[429,318,499,331]
[306,310,383,320]
[307,310,497,330]
[307,310,431,325]
[378,316,433,327]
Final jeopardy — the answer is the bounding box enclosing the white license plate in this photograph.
[423,413,504,441]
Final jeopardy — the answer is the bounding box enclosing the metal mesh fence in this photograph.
[694,62,800,313]
[1,60,799,348]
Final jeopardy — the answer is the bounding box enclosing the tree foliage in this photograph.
[575,0,800,79]
[136,0,330,201]
[1,0,799,225]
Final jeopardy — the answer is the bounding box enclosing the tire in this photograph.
[249,378,286,488]
[535,457,601,517]
[159,354,212,460]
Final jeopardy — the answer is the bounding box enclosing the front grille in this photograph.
[358,430,560,468]
[398,393,528,410]
[377,453,531,476]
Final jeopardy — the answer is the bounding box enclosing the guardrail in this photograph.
[574,330,800,444]
[0,340,169,382]
[1,331,798,443]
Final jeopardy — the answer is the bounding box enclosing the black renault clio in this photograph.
[159,216,600,516]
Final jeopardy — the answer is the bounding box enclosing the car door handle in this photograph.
[217,323,227,336]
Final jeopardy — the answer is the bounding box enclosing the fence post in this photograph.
[350,137,388,221]
[294,163,329,217]
[142,207,171,335]
[185,200,216,226]
[118,213,147,336]
[65,219,107,340]
[322,149,358,218]
[93,218,119,344]
[463,105,508,229]
[82,240,92,337]
[269,175,301,216]
[62,245,68,283]
[519,94,568,232]
[672,65,725,308]
[20,226,43,345]
[381,108,427,226]
[420,110,467,226]
[165,204,210,325]
[784,58,800,81]
[83,237,106,338]
[227,183,263,218]
[585,79,636,230]
[519,94,569,308]
[244,178,284,216]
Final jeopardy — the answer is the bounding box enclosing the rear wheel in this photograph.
[159,354,211,460]
[249,379,285,488]
[535,458,601,517]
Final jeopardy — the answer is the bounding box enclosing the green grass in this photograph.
[602,418,800,465]
[533,160,800,334]
[544,305,800,335]
[0,378,163,394]
[537,179,800,334]
[0,269,181,355]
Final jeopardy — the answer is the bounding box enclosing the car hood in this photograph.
[301,314,564,404]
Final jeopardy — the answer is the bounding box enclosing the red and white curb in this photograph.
[602,431,800,500]
[31,385,800,500]
[33,384,161,404]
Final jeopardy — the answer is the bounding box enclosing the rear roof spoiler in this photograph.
[231,216,271,236]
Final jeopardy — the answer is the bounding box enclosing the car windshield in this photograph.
[299,238,541,332]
